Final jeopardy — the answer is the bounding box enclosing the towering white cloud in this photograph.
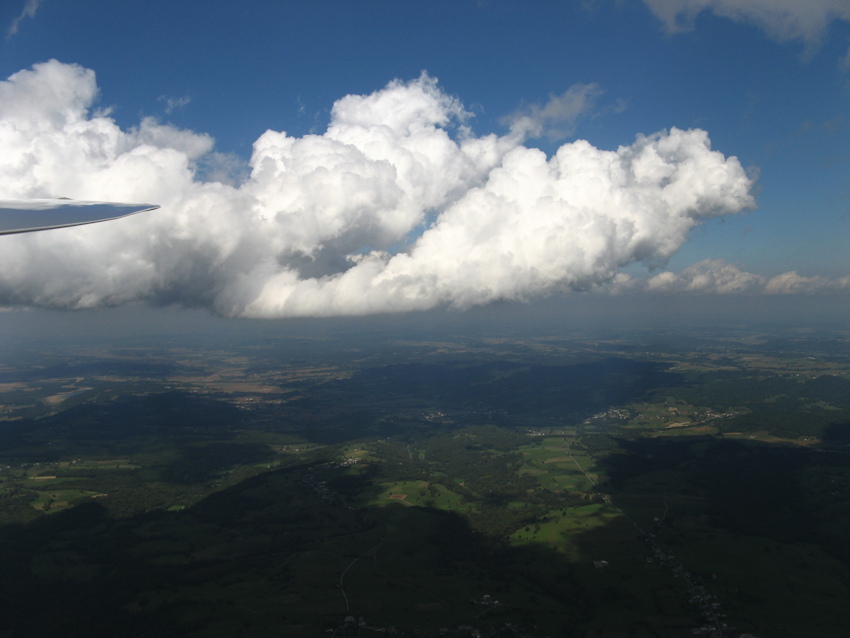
[0,60,757,317]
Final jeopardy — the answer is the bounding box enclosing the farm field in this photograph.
[1,326,850,636]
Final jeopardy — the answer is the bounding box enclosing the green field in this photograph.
[2,328,850,636]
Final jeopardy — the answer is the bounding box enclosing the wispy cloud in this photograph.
[7,0,43,38]
[504,83,603,140]
[158,95,191,115]
[642,0,850,59]
[840,39,850,69]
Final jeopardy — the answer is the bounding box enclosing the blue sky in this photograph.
[1,0,849,319]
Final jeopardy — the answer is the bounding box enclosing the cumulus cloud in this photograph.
[642,0,850,55]
[764,270,850,294]
[0,60,757,317]
[610,259,850,295]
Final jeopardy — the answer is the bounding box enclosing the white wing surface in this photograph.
[0,199,160,235]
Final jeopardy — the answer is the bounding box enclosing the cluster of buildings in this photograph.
[329,615,532,637]
[468,594,501,608]
[300,459,356,508]
[643,541,734,637]
[583,407,630,424]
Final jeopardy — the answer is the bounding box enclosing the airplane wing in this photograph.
[0,199,160,235]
